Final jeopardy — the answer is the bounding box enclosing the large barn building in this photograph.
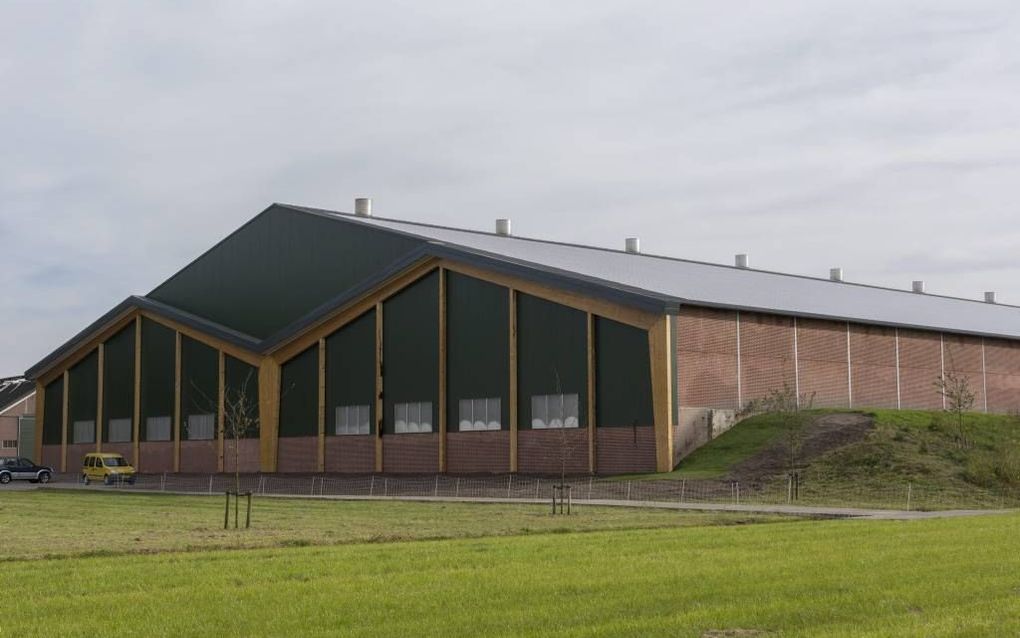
[27,200,1020,476]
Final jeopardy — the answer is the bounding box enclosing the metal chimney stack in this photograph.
[495,219,512,236]
[829,268,844,282]
[625,237,641,254]
[735,254,749,268]
[985,291,997,304]
[912,280,926,294]
[354,198,372,217]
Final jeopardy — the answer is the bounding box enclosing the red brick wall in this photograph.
[740,312,796,405]
[943,334,986,411]
[985,338,1020,413]
[517,428,589,475]
[223,439,260,473]
[447,431,510,474]
[324,435,375,473]
[676,307,738,409]
[797,318,849,408]
[179,440,217,473]
[139,442,174,473]
[277,436,318,473]
[383,433,440,474]
[41,444,61,469]
[103,442,136,467]
[65,443,93,473]
[849,324,898,409]
[596,426,656,475]
[898,329,943,410]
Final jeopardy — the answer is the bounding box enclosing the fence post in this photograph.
[680,479,685,504]
[507,474,513,498]
[455,477,461,498]
[907,483,912,511]
[627,480,632,501]
[161,473,166,492]
[536,478,540,499]
[384,477,388,497]
[736,482,740,505]
[208,475,213,495]
[588,476,593,500]
[310,476,316,496]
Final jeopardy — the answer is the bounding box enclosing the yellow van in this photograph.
[82,452,136,485]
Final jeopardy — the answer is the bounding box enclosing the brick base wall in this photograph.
[65,443,93,473]
[324,435,375,473]
[447,431,510,474]
[277,436,318,473]
[596,427,656,475]
[41,444,61,469]
[179,440,217,473]
[103,442,136,467]
[517,428,589,475]
[139,442,174,473]
[223,439,260,473]
[383,433,440,474]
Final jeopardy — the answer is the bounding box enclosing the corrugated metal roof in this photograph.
[285,204,1020,340]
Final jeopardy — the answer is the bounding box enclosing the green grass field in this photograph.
[1,490,1017,637]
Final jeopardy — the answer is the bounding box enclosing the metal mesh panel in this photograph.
[898,329,943,409]
[739,312,796,406]
[849,324,898,409]
[984,338,1020,413]
[796,319,849,408]
[676,306,738,409]
[942,334,986,411]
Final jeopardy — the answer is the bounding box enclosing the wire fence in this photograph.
[42,472,1020,511]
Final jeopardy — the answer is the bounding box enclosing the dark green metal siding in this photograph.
[68,350,98,439]
[148,206,423,339]
[43,377,63,445]
[140,318,176,441]
[225,355,259,438]
[180,336,218,439]
[595,317,653,427]
[516,294,587,429]
[382,271,439,434]
[102,325,135,441]
[325,309,376,435]
[280,345,318,437]
[446,272,509,431]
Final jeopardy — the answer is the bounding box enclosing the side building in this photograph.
[26,202,1020,475]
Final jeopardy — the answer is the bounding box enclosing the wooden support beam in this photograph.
[173,332,181,472]
[375,303,384,473]
[33,382,44,463]
[258,357,281,472]
[438,268,447,473]
[132,317,141,468]
[649,315,674,472]
[60,370,68,472]
[96,343,105,452]
[37,310,136,386]
[587,313,596,475]
[139,311,261,367]
[317,338,326,472]
[217,351,225,473]
[508,289,518,473]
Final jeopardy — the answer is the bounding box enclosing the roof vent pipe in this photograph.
[625,237,641,254]
[354,198,372,217]
[912,280,926,294]
[735,254,749,268]
[985,291,997,304]
[495,218,512,236]
[829,268,844,282]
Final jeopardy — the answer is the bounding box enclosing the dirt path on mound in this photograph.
[729,412,874,481]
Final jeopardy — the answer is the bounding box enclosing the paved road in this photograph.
[15,483,1014,521]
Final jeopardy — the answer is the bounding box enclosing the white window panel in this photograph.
[459,397,501,431]
[107,418,132,443]
[530,394,580,429]
[394,401,433,433]
[187,413,215,440]
[334,405,371,435]
[146,416,172,442]
[72,420,95,444]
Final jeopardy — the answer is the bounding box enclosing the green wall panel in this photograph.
[43,376,64,445]
[148,206,422,339]
[225,355,259,438]
[102,324,135,441]
[382,272,439,434]
[446,272,509,431]
[68,350,98,439]
[325,309,376,435]
[595,317,653,427]
[180,336,218,439]
[516,294,587,429]
[140,318,176,441]
[280,345,318,437]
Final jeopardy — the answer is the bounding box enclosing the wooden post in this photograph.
[217,351,225,472]
[438,268,447,473]
[96,343,104,452]
[508,289,518,473]
[133,317,142,469]
[33,381,44,463]
[375,303,384,473]
[173,332,182,472]
[587,313,596,474]
[61,370,69,472]
[317,338,326,472]
[258,357,281,472]
[649,315,674,472]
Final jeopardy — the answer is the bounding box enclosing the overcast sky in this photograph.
[2,1,1019,374]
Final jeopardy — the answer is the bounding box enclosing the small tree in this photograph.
[934,370,975,448]
[222,370,259,498]
[741,382,815,473]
